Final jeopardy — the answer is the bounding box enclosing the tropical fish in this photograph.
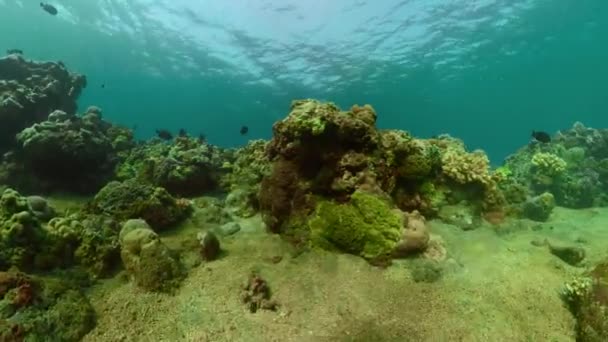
[155,129,173,140]
[6,49,23,55]
[40,3,58,15]
[531,130,551,143]
[240,125,249,135]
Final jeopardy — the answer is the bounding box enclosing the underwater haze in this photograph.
[1,0,607,163]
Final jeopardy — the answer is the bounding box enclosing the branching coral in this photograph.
[531,152,567,176]
[441,146,492,186]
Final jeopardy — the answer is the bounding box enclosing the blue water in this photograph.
[1,1,606,164]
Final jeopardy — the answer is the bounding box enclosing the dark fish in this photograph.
[101,83,105,88]
[155,129,173,141]
[40,3,58,15]
[178,128,188,137]
[198,133,207,143]
[532,130,551,143]
[6,49,23,55]
[240,125,249,135]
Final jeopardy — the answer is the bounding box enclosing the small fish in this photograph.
[197,133,207,143]
[6,49,23,55]
[101,83,105,89]
[40,2,58,15]
[178,128,188,137]
[240,125,249,135]
[155,129,173,141]
[531,130,551,143]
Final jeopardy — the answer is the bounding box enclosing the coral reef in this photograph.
[116,136,227,196]
[119,219,184,292]
[0,55,86,154]
[87,179,192,231]
[0,271,95,341]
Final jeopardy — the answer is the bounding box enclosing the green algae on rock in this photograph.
[88,179,192,231]
[0,271,95,341]
[304,191,402,261]
[119,219,185,293]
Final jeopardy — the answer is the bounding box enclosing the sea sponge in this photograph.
[531,152,567,176]
[308,190,402,261]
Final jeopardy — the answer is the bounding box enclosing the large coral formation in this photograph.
[0,271,95,342]
[1,106,134,194]
[259,99,501,256]
[87,179,192,231]
[0,55,86,154]
[116,136,226,196]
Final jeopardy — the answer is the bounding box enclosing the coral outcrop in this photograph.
[1,106,134,194]
[119,219,184,292]
[221,140,271,217]
[0,55,86,154]
[504,122,608,209]
[87,179,192,231]
[259,100,496,263]
[116,136,227,196]
[0,188,121,277]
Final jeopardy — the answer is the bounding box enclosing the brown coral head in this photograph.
[404,210,427,231]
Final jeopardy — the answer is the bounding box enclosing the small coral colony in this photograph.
[1,53,608,340]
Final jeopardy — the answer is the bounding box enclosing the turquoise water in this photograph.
[1,1,606,163]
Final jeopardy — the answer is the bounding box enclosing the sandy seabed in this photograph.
[78,205,608,342]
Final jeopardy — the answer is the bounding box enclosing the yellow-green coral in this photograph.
[531,152,567,176]
[308,190,403,260]
[441,145,492,186]
[287,99,332,136]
